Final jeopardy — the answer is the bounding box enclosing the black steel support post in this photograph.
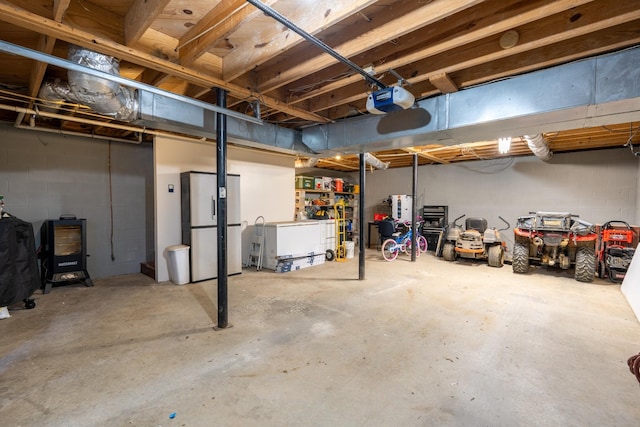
[411,153,418,262]
[216,88,229,329]
[359,153,366,280]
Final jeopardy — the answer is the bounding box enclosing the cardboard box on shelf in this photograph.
[295,176,314,189]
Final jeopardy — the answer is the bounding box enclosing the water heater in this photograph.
[390,195,412,223]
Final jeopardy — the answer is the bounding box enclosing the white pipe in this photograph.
[0,103,145,133]
[523,134,553,161]
[15,124,142,144]
[0,103,211,145]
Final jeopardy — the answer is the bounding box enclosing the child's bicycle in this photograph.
[381,220,428,261]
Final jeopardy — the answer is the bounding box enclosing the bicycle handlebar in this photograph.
[498,216,510,231]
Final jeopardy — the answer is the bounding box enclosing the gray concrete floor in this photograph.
[1,249,640,426]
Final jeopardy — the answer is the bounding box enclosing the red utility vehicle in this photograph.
[596,221,636,283]
[513,212,597,282]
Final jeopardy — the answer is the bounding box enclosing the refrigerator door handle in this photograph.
[211,196,216,219]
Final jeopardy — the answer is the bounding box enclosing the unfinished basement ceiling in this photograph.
[0,0,638,170]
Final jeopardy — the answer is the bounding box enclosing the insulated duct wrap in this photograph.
[524,134,553,161]
[364,152,389,169]
[294,158,319,168]
[39,45,138,121]
[38,78,72,110]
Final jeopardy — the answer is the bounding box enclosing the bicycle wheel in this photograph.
[405,239,420,257]
[417,235,428,253]
[381,239,399,261]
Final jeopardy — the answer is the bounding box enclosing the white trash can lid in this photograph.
[166,244,190,252]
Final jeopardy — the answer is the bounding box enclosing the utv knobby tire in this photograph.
[598,260,606,279]
[487,245,504,268]
[442,242,456,261]
[575,244,596,283]
[512,241,529,274]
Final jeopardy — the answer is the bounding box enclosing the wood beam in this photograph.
[125,0,172,46]
[177,0,257,66]
[451,21,640,91]
[53,0,70,22]
[295,0,638,114]
[429,73,458,94]
[402,148,449,165]
[184,84,212,99]
[257,0,485,92]
[26,0,71,102]
[395,0,639,90]
[139,68,169,87]
[223,0,377,82]
[0,0,329,123]
[27,35,56,99]
[63,0,124,43]
[317,158,359,171]
[136,27,222,76]
[278,0,596,105]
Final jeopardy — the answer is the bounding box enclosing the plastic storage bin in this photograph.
[166,244,190,285]
[345,241,355,258]
[295,176,314,189]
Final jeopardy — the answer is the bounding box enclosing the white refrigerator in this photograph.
[181,171,242,282]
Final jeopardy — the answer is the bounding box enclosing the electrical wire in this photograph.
[601,123,639,133]
[457,157,515,174]
[287,71,354,97]
[108,140,115,261]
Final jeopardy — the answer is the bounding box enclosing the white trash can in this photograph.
[166,244,190,285]
[345,241,355,259]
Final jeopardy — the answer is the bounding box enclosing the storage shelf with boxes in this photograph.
[294,175,359,242]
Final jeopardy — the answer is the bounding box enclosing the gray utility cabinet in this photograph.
[181,171,242,282]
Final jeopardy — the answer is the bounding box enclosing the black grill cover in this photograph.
[0,213,40,306]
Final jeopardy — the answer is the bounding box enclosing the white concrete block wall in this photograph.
[364,148,639,250]
[0,123,153,279]
[154,136,295,282]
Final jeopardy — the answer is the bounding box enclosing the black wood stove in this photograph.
[40,216,93,294]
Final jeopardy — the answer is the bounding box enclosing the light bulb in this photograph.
[498,137,512,154]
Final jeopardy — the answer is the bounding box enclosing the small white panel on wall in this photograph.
[620,244,640,322]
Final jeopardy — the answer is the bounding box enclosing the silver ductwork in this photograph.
[302,46,640,155]
[364,152,389,169]
[39,45,138,121]
[523,134,553,161]
[295,158,319,168]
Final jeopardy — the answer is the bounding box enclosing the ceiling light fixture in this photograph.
[498,137,512,154]
[499,30,519,49]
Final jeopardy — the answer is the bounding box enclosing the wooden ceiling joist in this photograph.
[256,0,484,93]
[178,0,255,66]
[284,0,610,110]
[402,148,450,165]
[52,0,70,22]
[0,0,329,124]
[223,0,377,82]
[429,73,458,94]
[124,0,172,46]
